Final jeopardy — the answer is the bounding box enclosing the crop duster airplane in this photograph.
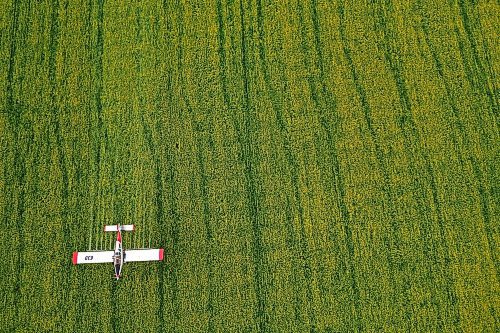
[72,224,164,280]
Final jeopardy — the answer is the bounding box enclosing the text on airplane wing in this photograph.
[73,251,114,264]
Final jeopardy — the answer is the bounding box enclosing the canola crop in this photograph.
[1,0,498,332]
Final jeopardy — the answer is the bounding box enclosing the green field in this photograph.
[1,0,498,332]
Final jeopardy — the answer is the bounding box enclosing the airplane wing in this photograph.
[124,249,164,262]
[104,224,135,232]
[72,251,114,265]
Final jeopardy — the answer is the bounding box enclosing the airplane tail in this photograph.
[104,224,135,232]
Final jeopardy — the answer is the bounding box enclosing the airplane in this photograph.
[72,224,163,280]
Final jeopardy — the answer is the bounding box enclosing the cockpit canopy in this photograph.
[113,253,121,276]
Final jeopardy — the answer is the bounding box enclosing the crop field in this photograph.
[1,0,498,332]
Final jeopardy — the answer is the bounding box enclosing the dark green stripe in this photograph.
[372,1,458,329]
[419,2,498,281]
[6,4,22,329]
[177,3,216,325]
[6,0,20,123]
[457,0,498,117]
[338,1,417,330]
[255,0,311,330]
[238,1,267,331]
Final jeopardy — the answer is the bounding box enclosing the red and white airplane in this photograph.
[72,224,164,280]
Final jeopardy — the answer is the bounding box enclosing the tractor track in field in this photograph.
[453,25,496,132]
[11,137,27,332]
[156,68,181,330]
[298,1,363,331]
[414,9,470,327]
[160,2,181,326]
[141,112,167,333]
[452,6,499,278]
[166,148,180,331]
[9,133,27,332]
[161,70,180,332]
[89,0,107,254]
[457,0,498,123]
[176,3,217,324]
[372,0,462,328]
[89,0,120,331]
[48,0,74,319]
[236,1,268,331]
[373,0,433,325]
[187,34,219,329]
[192,108,216,333]
[162,6,181,329]
[338,1,416,328]
[111,282,120,333]
[307,1,364,330]
[139,65,167,333]
[133,1,159,304]
[6,0,19,120]
[298,1,346,330]
[76,0,95,329]
[6,0,25,330]
[215,0,231,116]
[453,21,500,205]
[94,0,106,189]
[177,3,215,329]
[255,0,315,329]
[217,2,275,329]
[150,10,168,333]
[152,120,166,333]
[418,2,498,281]
[217,0,269,330]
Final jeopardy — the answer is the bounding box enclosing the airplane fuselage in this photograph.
[113,228,123,279]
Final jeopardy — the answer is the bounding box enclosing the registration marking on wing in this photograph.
[72,251,114,265]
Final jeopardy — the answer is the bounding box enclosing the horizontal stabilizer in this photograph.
[104,224,135,232]
[124,249,164,263]
[72,251,114,265]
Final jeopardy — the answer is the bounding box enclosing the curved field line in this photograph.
[372,0,463,329]
[6,0,19,120]
[5,0,23,330]
[76,0,97,329]
[154,4,178,325]
[10,136,27,331]
[255,0,317,329]
[176,2,216,326]
[307,1,365,331]
[338,0,417,327]
[141,114,166,331]
[417,2,498,280]
[192,104,216,333]
[12,133,27,330]
[86,0,106,254]
[457,0,498,122]
[48,0,76,321]
[140,95,166,332]
[231,1,268,331]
